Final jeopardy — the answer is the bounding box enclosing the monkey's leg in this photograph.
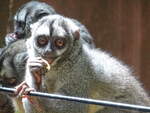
[0,92,14,113]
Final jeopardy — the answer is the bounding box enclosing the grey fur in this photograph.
[0,4,56,112]
[17,15,150,113]
[5,1,56,45]
[1,1,94,87]
[0,39,27,87]
[0,1,95,113]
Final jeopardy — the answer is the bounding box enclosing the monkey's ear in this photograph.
[64,18,80,40]
[73,30,80,40]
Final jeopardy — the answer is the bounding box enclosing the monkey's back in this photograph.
[83,45,150,112]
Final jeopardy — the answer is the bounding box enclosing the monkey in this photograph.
[2,0,94,84]
[0,0,57,84]
[0,1,95,113]
[14,15,150,113]
[5,1,56,45]
[5,1,94,47]
[0,1,57,113]
[0,1,57,86]
[0,1,94,87]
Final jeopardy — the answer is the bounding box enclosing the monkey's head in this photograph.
[27,15,81,66]
[13,1,56,39]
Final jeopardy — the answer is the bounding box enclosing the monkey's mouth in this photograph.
[42,58,54,71]
[41,57,56,70]
[40,53,60,70]
[42,54,58,64]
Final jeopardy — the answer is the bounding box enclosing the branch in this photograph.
[0,86,150,112]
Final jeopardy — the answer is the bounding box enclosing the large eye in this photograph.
[37,36,49,47]
[54,38,66,49]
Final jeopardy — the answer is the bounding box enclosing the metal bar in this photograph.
[0,86,150,112]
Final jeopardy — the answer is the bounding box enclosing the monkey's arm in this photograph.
[13,52,28,73]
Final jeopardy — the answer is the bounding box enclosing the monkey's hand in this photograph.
[27,57,50,85]
[14,81,44,112]
[14,81,35,98]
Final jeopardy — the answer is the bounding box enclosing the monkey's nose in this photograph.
[45,47,53,53]
[44,52,52,57]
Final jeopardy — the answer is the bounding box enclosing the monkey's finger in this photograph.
[28,65,44,74]
[27,57,44,62]
[18,84,28,97]
[28,58,49,66]
[24,88,35,95]
[28,57,50,63]
[30,67,41,73]
[15,81,28,91]
[28,61,50,73]
[27,59,45,64]
[28,62,44,68]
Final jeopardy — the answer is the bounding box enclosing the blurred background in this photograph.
[0,0,149,94]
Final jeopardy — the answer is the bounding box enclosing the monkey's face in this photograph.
[34,35,69,61]
[27,15,80,64]
[13,1,56,39]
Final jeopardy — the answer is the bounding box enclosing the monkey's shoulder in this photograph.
[83,45,137,87]
[1,39,27,58]
[84,46,130,76]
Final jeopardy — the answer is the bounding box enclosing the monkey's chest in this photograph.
[42,72,65,93]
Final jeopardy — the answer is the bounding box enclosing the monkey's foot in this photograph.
[14,81,35,98]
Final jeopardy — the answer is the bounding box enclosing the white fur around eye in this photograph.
[55,47,67,56]
[34,25,50,37]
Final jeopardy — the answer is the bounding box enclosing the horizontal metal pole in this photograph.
[0,86,150,112]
